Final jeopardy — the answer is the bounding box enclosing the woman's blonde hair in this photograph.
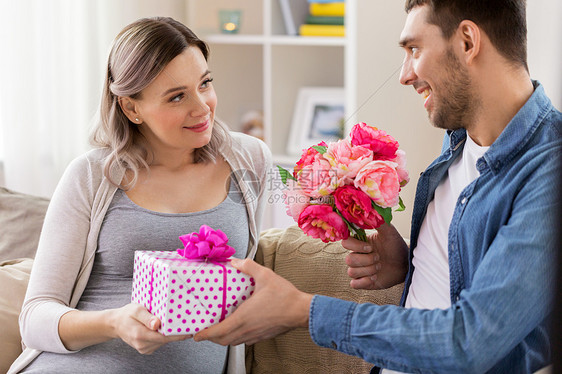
[90,17,230,188]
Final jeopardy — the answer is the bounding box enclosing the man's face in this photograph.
[399,5,478,130]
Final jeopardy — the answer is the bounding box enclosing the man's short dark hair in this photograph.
[405,0,528,70]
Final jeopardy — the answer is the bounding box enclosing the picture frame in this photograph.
[287,87,346,156]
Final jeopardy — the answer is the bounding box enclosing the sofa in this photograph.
[0,186,404,374]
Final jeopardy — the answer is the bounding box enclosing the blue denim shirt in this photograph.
[308,82,562,373]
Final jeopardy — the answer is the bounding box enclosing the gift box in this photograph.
[131,226,255,336]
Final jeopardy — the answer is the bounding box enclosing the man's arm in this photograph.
[302,152,560,372]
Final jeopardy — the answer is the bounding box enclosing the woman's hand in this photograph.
[59,303,189,354]
[109,303,190,354]
[343,223,408,290]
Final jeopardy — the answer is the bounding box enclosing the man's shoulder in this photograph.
[542,104,562,136]
[526,103,562,157]
[529,81,562,140]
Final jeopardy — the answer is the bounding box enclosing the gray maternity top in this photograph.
[22,179,249,374]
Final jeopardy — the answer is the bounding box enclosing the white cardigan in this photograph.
[10,132,272,374]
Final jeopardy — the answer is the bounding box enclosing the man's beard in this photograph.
[431,48,479,131]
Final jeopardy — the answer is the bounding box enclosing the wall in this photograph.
[527,0,562,109]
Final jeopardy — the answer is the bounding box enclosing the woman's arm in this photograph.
[59,304,187,354]
[19,155,96,352]
[20,154,187,354]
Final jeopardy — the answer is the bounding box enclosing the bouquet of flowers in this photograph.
[277,123,409,242]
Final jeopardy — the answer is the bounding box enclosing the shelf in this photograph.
[206,34,346,46]
[270,35,346,46]
[206,34,265,45]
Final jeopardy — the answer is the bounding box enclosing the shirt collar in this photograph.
[448,81,553,174]
[483,80,553,174]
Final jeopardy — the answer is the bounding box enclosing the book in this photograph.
[306,15,344,25]
[278,0,297,35]
[299,24,345,37]
[309,2,345,17]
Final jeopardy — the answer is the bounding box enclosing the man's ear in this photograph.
[457,20,481,66]
[118,97,142,124]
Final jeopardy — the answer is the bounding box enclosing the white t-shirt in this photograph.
[382,135,488,374]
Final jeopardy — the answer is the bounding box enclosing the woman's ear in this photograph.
[457,20,481,66]
[118,97,142,124]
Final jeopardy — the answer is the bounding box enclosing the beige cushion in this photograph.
[0,187,49,262]
[0,187,46,371]
[0,258,33,374]
[248,226,404,374]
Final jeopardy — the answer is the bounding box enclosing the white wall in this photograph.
[527,0,562,109]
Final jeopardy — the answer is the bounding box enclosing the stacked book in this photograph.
[299,0,345,37]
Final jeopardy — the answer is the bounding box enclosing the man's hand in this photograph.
[194,258,313,346]
[343,223,408,290]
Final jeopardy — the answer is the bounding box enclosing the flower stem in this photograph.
[353,228,368,242]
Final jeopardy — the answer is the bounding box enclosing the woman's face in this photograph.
[131,46,217,156]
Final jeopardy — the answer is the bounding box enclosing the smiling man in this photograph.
[195,1,561,372]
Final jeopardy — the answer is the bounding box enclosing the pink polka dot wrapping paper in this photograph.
[131,250,255,336]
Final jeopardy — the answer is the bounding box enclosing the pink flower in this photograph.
[282,179,310,222]
[298,204,350,243]
[391,149,410,187]
[277,122,408,243]
[350,123,399,160]
[293,141,328,178]
[177,225,235,261]
[333,186,385,229]
[354,160,401,208]
[295,156,338,198]
[324,139,373,185]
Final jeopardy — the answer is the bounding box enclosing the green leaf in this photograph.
[311,145,328,154]
[373,202,393,225]
[276,165,296,184]
[396,196,406,212]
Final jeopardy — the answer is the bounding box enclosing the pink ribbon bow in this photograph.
[175,225,236,323]
[177,225,235,262]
